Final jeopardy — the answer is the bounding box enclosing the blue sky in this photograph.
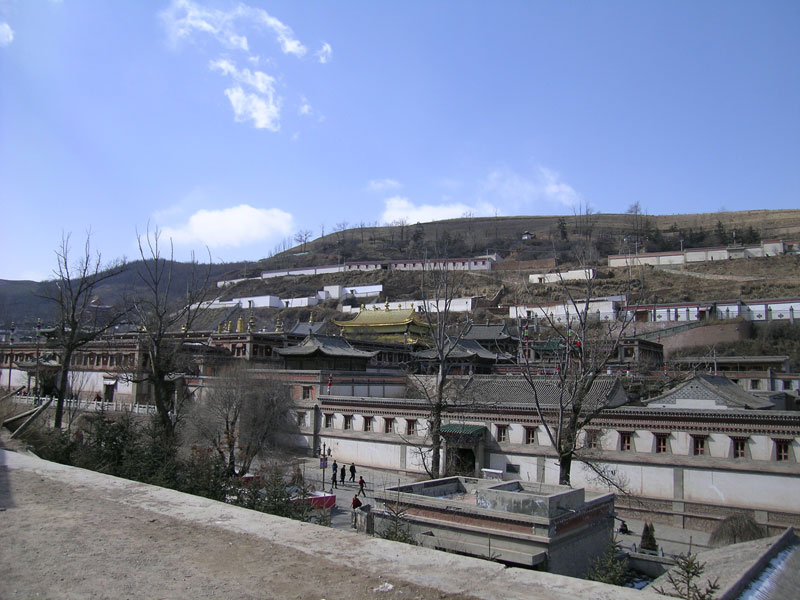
[1,1,798,281]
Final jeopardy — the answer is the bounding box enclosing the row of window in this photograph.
[300,412,795,463]
[492,426,794,461]
[314,413,418,436]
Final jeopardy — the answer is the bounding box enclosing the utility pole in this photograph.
[35,319,41,404]
[7,322,14,391]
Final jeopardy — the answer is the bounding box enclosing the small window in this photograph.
[750,380,761,390]
[363,416,372,432]
[505,463,520,474]
[775,440,791,462]
[525,427,537,445]
[296,412,306,427]
[344,415,353,430]
[406,419,417,436]
[324,413,334,428]
[693,436,706,456]
[586,430,599,450]
[302,386,312,400]
[732,437,748,459]
[620,431,632,452]
[384,418,395,434]
[496,425,508,443]
[655,434,669,454]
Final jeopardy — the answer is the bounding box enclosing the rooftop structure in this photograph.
[372,476,614,577]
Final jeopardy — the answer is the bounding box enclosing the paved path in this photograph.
[1,446,658,600]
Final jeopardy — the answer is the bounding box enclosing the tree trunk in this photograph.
[559,452,572,486]
[53,348,73,429]
[429,364,446,479]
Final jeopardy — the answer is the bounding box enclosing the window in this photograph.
[296,412,306,427]
[586,430,599,450]
[692,436,706,456]
[324,413,334,429]
[496,425,508,443]
[655,434,669,454]
[302,386,312,400]
[750,380,761,390]
[406,419,417,436]
[363,416,373,432]
[505,463,520,474]
[775,440,791,462]
[619,431,632,452]
[525,427,537,445]
[344,415,352,430]
[384,418,395,434]
[732,438,748,459]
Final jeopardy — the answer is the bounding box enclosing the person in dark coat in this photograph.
[357,476,366,497]
[349,463,356,482]
[340,465,346,485]
[331,469,338,489]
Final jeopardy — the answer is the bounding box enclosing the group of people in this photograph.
[329,460,366,499]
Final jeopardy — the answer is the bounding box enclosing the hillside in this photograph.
[259,209,800,271]
[1,209,799,328]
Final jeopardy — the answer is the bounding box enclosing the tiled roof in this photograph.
[462,323,514,341]
[412,338,513,361]
[287,320,326,336]
[460,376,627,409]
[333,308,427,328]
[440,424,487,436]
[274,334,377,358]
[644,374,774,410]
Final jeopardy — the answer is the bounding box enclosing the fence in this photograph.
[9,395,157,416]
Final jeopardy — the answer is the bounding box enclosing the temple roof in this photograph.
[462,323,515,341]
[332,307,428,328]
[643,374,775,410]
[274,334,378,358]
[412,338,514,362]
[460,376,628,410]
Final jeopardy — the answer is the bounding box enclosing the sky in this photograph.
[1,1,798,281]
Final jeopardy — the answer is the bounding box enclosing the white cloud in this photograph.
[315,42,332,64]
[0,23,14,47]
[366,179,402,193]
[481,165,580,212]
[210,59,279,130]
[162,2,328,132]
[380,196,495,224]
[160,0,306,57]
[223,86,280,130]
[160,204,294,248]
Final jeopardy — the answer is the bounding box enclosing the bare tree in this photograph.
[43,233,126,429]
[128,226,210,442]
[294,229,313,252]
[413,255,473,478]
[517,262,635,485]
[189,363,293,477]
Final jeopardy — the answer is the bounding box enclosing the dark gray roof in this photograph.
[275,334,377,358]
[460,376,628,410]
[412,338,513,362]
[287,320,326,336]
[462,323,514,341]
[644,374,774,410]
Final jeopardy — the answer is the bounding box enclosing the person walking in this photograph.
[357,476,366,497]
[351,495,362,510]
[340,465,346,485]
[332,460,338,477]
[349,462,356,482]
[331,469,338,490]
